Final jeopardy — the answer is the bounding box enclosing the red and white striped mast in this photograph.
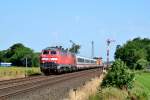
[106,39,115,68]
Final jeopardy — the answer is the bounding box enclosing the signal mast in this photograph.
[106,39,115,68]
[91,41,94,58]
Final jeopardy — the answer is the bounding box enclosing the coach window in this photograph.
[91,60,94,63]
[78,58,84,62]
[51,51,57,55]
[85,60,89,63]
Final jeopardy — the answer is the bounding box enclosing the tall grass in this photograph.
[90,87,128,100]
[65,75,104,100]
[90,83,149,100]
[0,67,41,80]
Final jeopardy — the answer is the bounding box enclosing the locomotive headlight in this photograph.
[42,58,49,60]
[50,58,58,60]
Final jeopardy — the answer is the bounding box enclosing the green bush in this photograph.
[101,59,135,89]
[135,59,149,70]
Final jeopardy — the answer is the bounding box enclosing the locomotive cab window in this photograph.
[43,50,49,54]
[51,51,57,55]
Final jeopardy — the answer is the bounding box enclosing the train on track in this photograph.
[40,46,102,75]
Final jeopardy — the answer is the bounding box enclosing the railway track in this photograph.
[0,68,102,100]
[0,75,45,86]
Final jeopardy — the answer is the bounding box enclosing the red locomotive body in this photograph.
[40,46,102,75]
[40,47,76,75]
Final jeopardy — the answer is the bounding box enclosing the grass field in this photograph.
[135,72,150,92]
[0,67,41,80]
[133,72,150,98]
[89,71,150,100]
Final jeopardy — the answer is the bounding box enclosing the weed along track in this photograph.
[0,68,102,100]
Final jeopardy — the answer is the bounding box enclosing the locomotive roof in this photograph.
[43,46,74,54]
[44,47,59,50]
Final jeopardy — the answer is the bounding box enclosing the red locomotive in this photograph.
[40,46,102,75]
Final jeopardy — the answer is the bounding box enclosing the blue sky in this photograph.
[1,0,150,60]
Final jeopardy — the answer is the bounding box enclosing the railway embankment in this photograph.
[64,73,104,100]
[0,68,102,100]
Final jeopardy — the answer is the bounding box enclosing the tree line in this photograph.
[115,37,150,70]
[0,43,40,67]
[0,43,81,67]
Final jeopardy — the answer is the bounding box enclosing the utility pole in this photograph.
[91,41,94,58]
[106,39,115,68]
[25,57,27,77]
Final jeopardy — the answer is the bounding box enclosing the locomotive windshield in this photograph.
[51,51,56,55]
[43,50,49,54]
